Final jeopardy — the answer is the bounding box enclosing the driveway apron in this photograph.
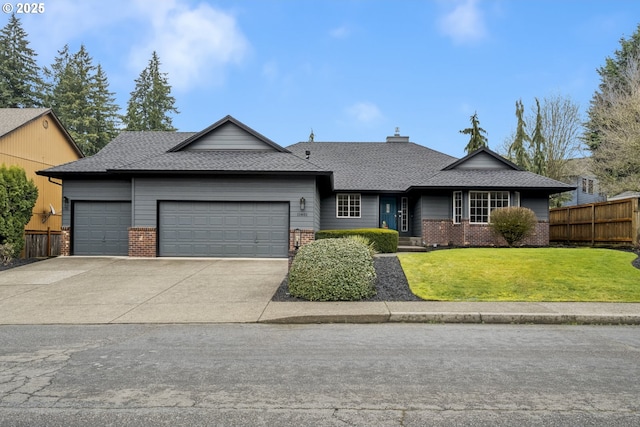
[0,257,288,324]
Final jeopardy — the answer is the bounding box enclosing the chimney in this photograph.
[386,127,409,143]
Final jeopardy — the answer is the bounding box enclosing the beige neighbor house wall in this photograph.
[0,109,82,238]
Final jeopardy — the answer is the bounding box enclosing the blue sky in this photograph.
[8,0,640,157]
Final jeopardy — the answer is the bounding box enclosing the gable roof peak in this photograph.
[443,146,522,171]
[168,115,290,153]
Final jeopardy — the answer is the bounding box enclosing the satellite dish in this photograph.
[42,204,56,223]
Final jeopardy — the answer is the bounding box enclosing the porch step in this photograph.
[397,245,427,252]
[398,237,422,246]
[397,237,427,252]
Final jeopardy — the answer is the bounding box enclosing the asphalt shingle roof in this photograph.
[0,108,51,138]
[40,123,574,193]
[41,131,330,176]
[288,142,458,191]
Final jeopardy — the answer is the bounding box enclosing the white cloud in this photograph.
[130,0,249,91]
[438,0,487,44]
[346,102,383,123]
[329,25,350,39]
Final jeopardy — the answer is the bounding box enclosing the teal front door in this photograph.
[380,197,397,230]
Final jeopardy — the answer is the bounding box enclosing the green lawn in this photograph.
[397,248,640,302]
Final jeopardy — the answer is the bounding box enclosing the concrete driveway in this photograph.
[0,257,288,324]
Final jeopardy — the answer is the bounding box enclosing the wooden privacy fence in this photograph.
[549,198,640,246]
[23,229,62,258]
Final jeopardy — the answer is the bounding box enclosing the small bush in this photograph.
[0,243,14,265]
[347,235,378,257]
[315,228,398,253]
[489,207,538,246]
[289,238,376,301]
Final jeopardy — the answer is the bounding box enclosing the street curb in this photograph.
[261,313,640,325]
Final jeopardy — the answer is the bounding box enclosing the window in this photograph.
[582,178,588,193]
[453,191,462,224]
[400,197,408,232]
[469,191,510,224]
[336,193,361,218]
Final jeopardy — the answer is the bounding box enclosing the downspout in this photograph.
[48,177,62,186]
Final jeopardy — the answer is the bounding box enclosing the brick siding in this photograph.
[128,227,157,257]
[422,219,549,247]
[60,226,70,256]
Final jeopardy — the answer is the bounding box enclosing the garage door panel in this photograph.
[159,201,288,258]
[74,202,131,256]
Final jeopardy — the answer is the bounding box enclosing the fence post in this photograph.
[591,203,595,246]
[47,227,51,257]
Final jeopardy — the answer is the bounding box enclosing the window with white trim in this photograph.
[336,193,361,218]
[469,191,510,224]
[453,191,462,224]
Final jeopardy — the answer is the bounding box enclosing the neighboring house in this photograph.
[561,158,606,206]
[37,115,573,258]
[608,191,640,202]
[0,108,83,236]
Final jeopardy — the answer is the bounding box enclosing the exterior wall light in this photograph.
[294,228,301,250]
[299,197,306,211]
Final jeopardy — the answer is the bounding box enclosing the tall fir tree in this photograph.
[0,14,45,107]
[91,64,121,152]
[44,45,121,155]
[530,98,547,176]
[124,51,178,131]
[459,112,488,154]
[508,99,531,169]
[585,23,640,150]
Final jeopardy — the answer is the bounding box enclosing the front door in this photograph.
[380,197,397,230]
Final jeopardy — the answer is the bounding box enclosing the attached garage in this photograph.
[158,201,289,258]
[73,201,131,255]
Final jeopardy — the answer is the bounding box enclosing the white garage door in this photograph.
[158,201,289,258]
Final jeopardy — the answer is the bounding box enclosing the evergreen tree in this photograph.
[508,99,530,169]
[530,98,547,176]
[0,165,38,258]
[0,14,45,107]
[91,64,121,152]
[585,24,640,150]
[124,51,178,131]
[459,112,488,154]
[45,45,121,155]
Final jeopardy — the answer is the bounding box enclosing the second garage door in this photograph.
[158,201,289,258]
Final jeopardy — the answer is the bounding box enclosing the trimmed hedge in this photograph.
[315,228,398,253]
[289,238,376,301]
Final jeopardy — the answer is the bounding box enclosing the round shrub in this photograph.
[489,206,538,246]
[289,238,376,301]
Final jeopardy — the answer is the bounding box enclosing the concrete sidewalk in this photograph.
[0,257,639,325]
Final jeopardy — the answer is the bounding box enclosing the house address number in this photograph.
[296,212,308,216]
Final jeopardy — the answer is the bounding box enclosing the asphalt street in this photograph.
[0,323,639,426]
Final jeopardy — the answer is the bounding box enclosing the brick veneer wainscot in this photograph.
[422,219,549,247]
[60,226,71,256]
[128,227,157,257]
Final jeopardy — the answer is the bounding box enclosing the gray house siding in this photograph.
[411,197,422,237]
[62,179,132,227]
[132,176,317,230]
[521,195,549,221]
[185,122,273,151]
[421,194,452,220]
[320,194,378,229]
[451,152,511,170]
